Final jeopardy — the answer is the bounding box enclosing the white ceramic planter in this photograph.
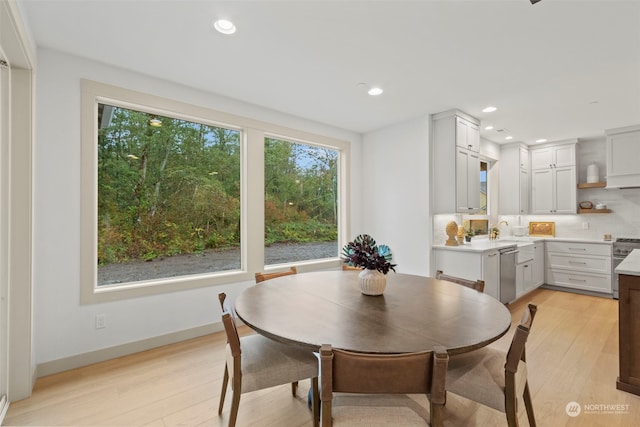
[358,268,387,296]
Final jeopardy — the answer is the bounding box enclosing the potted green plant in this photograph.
[342,234,396,295]
[464,228,475,243]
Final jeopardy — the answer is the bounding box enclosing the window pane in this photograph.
[479,160,488,215]
[97,104,241,285]
[264,137,338,264]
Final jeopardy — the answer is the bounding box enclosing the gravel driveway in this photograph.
[98,241,338,285]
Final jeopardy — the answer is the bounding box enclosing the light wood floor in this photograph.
[4,288,640,426]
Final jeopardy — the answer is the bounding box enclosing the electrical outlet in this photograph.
[95,314,106,329]
[582,222,589,230]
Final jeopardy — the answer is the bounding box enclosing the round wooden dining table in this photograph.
[234,270,512,355]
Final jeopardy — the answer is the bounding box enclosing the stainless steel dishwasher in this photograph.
[499,246,518,303]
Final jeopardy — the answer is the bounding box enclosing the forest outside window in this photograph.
[97,104,241,286]
[264,137,338,265]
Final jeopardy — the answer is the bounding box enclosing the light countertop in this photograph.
[432,236,612,253]
[432,240,518,252]
[615,249,640,276]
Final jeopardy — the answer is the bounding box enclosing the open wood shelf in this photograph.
[578,208,612,214]
[577,182,606,189]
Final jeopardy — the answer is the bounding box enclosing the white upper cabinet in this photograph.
[605,124,640,189]
[530,143,575,170]
[500,143,529,215]
[529,141,577,214]
[432,110,482,214]
[455,116,480,153]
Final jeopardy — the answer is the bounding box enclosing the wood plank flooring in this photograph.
[4,288,640,426]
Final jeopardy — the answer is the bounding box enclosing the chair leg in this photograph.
[218,365,229,415]
[523,382,537,427]
[430,401,444,427]
[229,386,241,427]
[320,399,332,427]
[291,381,298,396]
[311,377,320,427]
[505,396,519,427]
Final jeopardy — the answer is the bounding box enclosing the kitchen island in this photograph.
[615,249,640,396]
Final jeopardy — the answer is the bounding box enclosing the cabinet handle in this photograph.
[569,261,587,264]
[568,277,587,282]
[568,248,587,251]
[488,253,498,257]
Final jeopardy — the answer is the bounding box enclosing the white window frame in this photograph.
[81,80,350,304]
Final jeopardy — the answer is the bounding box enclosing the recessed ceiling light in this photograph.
[368,87,383,96]
[535,139,547,143]
[482,106,497,113]
[213,19,236,35]
[484,125,494,131]
[505,136,513,140]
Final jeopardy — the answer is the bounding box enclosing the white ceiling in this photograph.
[19,0,640,143]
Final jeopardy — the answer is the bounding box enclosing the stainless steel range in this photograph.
[612,238,640,299]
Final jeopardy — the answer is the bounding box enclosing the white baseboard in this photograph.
[36,322,224,378]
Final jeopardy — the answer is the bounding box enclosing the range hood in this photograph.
[605,125,640,189]
[605,172,640,189]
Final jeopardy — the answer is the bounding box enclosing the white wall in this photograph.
[361,116,430,276]
[33,48,362,367]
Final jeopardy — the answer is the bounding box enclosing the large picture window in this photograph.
[81,80,349,303]
[264,137,338,265]
[97,104,241,286]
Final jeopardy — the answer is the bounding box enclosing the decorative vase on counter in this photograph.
[358,269,387,296]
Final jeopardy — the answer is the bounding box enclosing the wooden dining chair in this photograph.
[254,266,303,395]
[319,344,449,427]
[255,266,297,283]
[444,303,538,427]
[217,292,320,427]
[435,270,485,293]
[341,264,362,271]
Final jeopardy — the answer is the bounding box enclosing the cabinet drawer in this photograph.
[546,253,611,274]
[546,269,612,293]
[546,241,611,256]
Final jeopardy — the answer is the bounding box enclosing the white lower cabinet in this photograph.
[545,241,612,294]
[532,242,545,287]
[482,250,500,300]
[516,261,534,298]
[433,249,500,300]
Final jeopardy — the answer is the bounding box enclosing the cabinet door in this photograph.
[516,263,525,298]
[554,145,575,167]
[456,148,480,212]
[519,147,529,169]
[482,250,500,300]
[456,117,480,152]
[519,168,529,214]
[523,263,534,293]
[456,148,470,212]
[554,166,576,213]
[467,151,481,211]
[531,169,554,213]
[533,243,545,287]
[467,121,480,152]
[530,147,553,170]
